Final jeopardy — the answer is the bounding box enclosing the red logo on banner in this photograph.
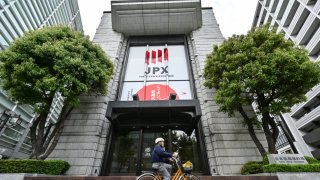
[145,49,168,65]
[137,84,180,100]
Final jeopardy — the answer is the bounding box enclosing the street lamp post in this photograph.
[0,110,22,132]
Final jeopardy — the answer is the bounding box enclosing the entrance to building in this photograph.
[107,128,202,175]
[102,99,209,175]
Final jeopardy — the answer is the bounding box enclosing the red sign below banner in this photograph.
[137,84,180,100]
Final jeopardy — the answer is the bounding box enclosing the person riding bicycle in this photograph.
[151,137,178,180]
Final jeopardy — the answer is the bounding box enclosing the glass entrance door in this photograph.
[141,131,168,171]
[108,128,203,175]
[110,131,140,174]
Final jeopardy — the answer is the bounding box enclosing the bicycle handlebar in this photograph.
[171,155,180,167]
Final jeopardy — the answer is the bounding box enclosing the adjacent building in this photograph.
[50,0,267,176]
[0,0,82,159]
[252,0,320,159]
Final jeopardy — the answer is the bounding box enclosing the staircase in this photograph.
[25,176,278,180]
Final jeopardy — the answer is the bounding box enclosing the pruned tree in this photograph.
[0,26,114,159]
[204,25,320,156]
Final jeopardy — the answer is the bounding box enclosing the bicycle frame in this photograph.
[140,157,186,180]
[172,157,184,180]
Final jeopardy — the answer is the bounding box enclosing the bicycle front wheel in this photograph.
[178,174,200,180]
[136,173,161,180]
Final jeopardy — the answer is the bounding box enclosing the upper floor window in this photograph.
[120,44,193,101]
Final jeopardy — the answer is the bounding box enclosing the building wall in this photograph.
[252,0,320,159]
[0,0,82,49]
[50,8,267,175]
[0,0,82,159]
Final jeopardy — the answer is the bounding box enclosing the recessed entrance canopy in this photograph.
[106,100,201,135]
[111,0,202,36]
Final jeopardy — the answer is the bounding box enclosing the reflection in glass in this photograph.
[110,131,139,173]
[110,129,203,174]
[171,130,202,172]
[141,130,202,172]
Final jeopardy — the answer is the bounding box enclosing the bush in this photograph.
[241,155,269,175]
[305,156,320,164]
[241,161,264,175]
[262,155,269,165]
[0,159,70,175]
[241,155,320,174]
[263,164,320,173]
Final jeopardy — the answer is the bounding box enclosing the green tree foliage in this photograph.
[0,26,114,159]
[204,25,320,155]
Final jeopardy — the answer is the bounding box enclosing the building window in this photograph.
[120,44,192,101]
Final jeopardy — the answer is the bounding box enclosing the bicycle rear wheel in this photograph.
[136,173,161,180]
[178,174,200,180]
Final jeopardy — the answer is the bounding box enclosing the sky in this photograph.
[78,0,258,39]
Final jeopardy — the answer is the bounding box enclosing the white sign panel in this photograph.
[124,45,189,81]
[268,154,308,164]
[121,81,192,101]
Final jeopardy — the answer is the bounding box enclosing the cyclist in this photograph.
[151,137,178,180]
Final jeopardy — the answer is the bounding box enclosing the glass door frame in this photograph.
[101,124,210,176]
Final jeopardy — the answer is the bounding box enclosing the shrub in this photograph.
[263,164,320,173]
[241,161,264,175]
[241,155,320,174]
[305,156,320,164]
[262,155,269,165]
[0,159,70,175]
[241,155,269,175]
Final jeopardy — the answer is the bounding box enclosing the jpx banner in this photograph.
[124,45,189,81]
[121,45,192,101]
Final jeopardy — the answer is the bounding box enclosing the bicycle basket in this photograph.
[182,161,193,172]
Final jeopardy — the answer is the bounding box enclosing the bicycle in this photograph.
[136,156,200,180]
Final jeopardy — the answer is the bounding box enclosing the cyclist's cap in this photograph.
[155,137,165,144]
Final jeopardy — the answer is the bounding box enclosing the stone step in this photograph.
[24,176,278,180]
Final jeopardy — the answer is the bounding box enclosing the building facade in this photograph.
[50,0,267,176]
[0,0,82,159]
[252,0,320,159]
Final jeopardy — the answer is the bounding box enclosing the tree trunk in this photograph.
[37,114,46,155]
[268,115,280,144]
[29,96,74,160]
[256,93,278,154]
[29,113,47,159]
[38,106,73,160]
[261,114,277,154]
[238,107,267,156]
[38,123,65,160]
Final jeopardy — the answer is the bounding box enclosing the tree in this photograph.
[0,26,114,159]
[204,25,320,156]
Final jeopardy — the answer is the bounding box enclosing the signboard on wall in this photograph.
[267,154,308,164]
[121,81,192,101]
[121,45,192,101]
